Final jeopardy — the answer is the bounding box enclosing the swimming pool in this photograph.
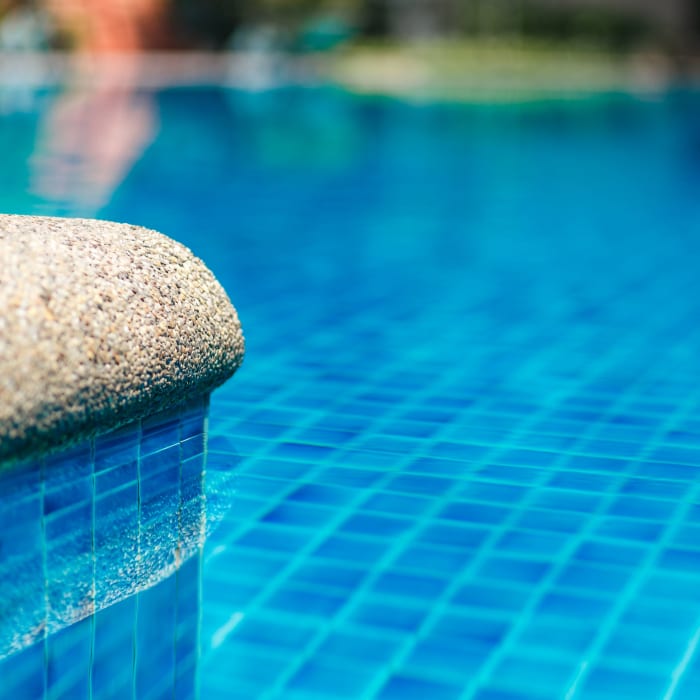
[3,83,700,698]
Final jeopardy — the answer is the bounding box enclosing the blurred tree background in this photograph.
[0,0,699,53]
[169,0,699,52]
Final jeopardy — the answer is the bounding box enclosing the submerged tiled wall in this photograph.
[0,395,209,699]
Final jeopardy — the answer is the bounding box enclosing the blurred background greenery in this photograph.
[0,0,699,54]
[0,1,698,102]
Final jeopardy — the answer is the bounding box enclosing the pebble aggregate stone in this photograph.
[0,215,244,464]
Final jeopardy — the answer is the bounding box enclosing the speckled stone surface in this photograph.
[0,215,244,463]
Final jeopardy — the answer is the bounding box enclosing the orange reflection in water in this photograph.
[42,0,173,52]
[31,58,157,214]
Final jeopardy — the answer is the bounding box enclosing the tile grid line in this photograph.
[262,323,644,699]
[458,376,693,698]
[365,350,665,698]
[561,388,700,700]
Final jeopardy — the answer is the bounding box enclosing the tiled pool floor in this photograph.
[5,85,700,698]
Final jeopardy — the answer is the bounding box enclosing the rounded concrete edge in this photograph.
[0,214,244,465]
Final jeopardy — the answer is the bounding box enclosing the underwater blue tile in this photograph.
[381,420,439,439]
[498,448,559,468]
[200,646,290,695]
[140,471,180,512]
[349,599,427,633]
[532,489,603,514]
[46,616,91,700]
[204,574,262,612]
[536,591,612,619]
[180,414,205,441]
[476,464,544,486]
[635,460,700,481]
[44,476,92,515]
[92,594,136,699]
[0,499,42,556]
[478,556,551,585]
[235,524,311,554]
[378,674,462,700]
[491,653,578,697]
[0,459,41,499]
[44,443,92,484]
[269,442,336,462]
[233,476,292,501]
[456,481,528,504]
[385,473,453,497]
[564,455,628,476]
[45,499,93,540]
[594,517,665,543]
[180,433,205,460]
[141,443,180,478]
[432,612,511,647]
[416,522,489,550]
[227,420,290,440]
[549,472,610,500]
[205,547,288,583]
[341,450,409,470]
[406,635,492,682]
[607,495,676,520]
[246,459,316,482]
[650,445,700,466]
[0,639,46,698]
[94,428,139,472]
[228,612,316,652]
[314,466,385,489]
[515,508,586,534]
[574,539,646,568]
[361,490,433,517]
[294,427,357,446]
[658,547,700,573]
[452,581,532,613]
[555,562,632,595]
[438,501,511,526]
[601,624,681,666]
[313,533,391,565]
[316,630,402,665]
[373,570,449,601]
[495,529,568,557]
[95,459,138,494]
[620,599,696,631]
[340,512,413,538]
[620,477,688,499]
[262,501,337,529]
[287,657,376,697]
[263,585,346,618]
[136,576,177,699]
[404,456,475,478]
[288,561,368,593]
[579,665,667,699]
[174,659,197,700]
[474,685,548,700]
[176,576,200,640]
[641,572,700,603]
[175,617,198,670]
[288,483,356,507]
[142,406,180,434]
[429,441,490,461]
[515,620,598,656]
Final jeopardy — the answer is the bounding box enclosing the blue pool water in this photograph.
[4,84,700,698]
[0,398,209,698]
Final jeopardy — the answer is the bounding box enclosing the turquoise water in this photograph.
[4,85,700,698]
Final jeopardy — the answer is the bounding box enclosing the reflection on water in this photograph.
[30,58,157,216]
[0,395,235,699]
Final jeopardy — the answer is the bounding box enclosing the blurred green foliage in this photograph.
[170,0,678,52]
